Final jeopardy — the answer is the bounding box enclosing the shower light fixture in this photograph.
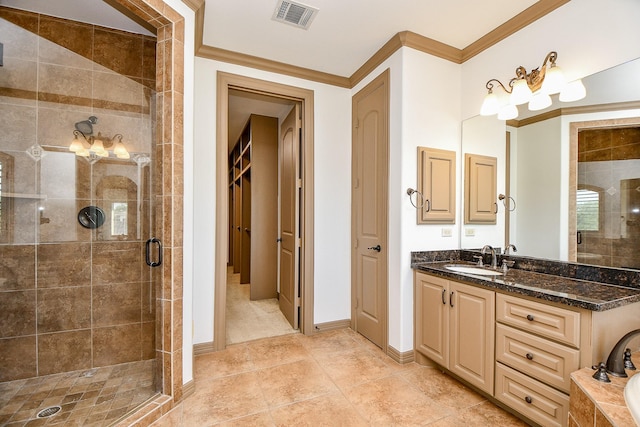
[69,116,130,159]
[480,51,586,120]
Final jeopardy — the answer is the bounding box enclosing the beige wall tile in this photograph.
[0,244,35,291]
[38,244,91,288]
[93,324,142,367]
[0,336,37,381]
[0,289,36,337]
[37,287,91,333]
[38,330,91,376]
[0,103,37,151]
[0,8,38,61]
[94,29,143,78]
[92,282,142,327]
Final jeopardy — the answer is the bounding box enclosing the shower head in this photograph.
[74,116,98,136]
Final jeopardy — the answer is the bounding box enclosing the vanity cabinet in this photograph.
[494,293,578,427]
[414,271,495,394]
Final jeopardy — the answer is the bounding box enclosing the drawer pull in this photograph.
[526,353,534,360]
[526,314,534,321]
[442,289,446,305]
[525,396,533,404]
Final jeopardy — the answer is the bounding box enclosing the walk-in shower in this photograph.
[0,7,163,425]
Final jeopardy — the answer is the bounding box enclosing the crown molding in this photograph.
[192,0,571,89]
[197,44,351,88]
[507,101,640,128]
[462,0,570,62]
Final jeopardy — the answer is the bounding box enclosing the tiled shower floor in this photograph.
[0,359,157,426]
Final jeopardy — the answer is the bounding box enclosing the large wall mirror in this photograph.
[461,57,640,270]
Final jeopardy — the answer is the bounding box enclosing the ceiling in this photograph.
[202,0,540,77]
[1,0,552,148]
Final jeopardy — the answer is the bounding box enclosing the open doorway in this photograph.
[214,72,315,351]
[226,91,296,344]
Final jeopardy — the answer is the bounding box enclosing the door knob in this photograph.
[367,244,381,252]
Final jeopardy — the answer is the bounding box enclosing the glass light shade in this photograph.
[113,141,129,157]
[90,139,109,157]
[480,92,499,116]
[559,79,587,102]
[510,79,533,105]
[541,65,566,95]
[497,103,518,120]
[76,148,90,157]
[69,136,84,152]
[528,92,552,111]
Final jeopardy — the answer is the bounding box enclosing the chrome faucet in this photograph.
[505,244,517,255]
[481,245,497,269]
[604,329,640,377]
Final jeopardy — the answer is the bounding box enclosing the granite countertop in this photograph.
[413,260,640,312]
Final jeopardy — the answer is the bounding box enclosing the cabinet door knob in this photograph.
[526,314,534,321]
[525,396,533,404]
[526,353,534,360]
[449,291,454,307]
[441,289,446,305]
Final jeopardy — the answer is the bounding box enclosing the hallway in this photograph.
[225,267,297,345]
[152,329,527,426]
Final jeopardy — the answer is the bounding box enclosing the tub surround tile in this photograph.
[569,352,640,426]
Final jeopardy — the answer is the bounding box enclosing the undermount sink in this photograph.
[444,264,503,276]
[625,373,640,426]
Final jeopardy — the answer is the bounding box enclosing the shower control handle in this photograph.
[146,238,163,267]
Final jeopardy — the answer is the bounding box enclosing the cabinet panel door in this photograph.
[417,147,456,224]
[465,153,497,224]
[414,272,449,366]
[449,281,495,394]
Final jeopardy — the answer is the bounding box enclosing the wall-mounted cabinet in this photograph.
[416,147,456,224]
[228,114,278,300]
[464,153,497,224]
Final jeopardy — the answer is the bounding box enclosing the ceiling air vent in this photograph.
[272,0,319,30]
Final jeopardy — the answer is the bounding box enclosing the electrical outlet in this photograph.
[441,228,452,237]
[465,228,475,236]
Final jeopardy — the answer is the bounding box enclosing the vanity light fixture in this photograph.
[68,116,130,159]
[480,51,586,120]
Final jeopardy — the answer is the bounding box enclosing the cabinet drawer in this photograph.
[496,293,580,347]
[495,363,569,427]
[496,324,579,393]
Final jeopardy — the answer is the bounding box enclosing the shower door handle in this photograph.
[146,238,163,267]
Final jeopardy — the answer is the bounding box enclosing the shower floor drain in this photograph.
[37,406,61,418]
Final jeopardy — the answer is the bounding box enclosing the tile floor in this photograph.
[0,359,157,426]
[225,268,297,345]
[151,329,530,426]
